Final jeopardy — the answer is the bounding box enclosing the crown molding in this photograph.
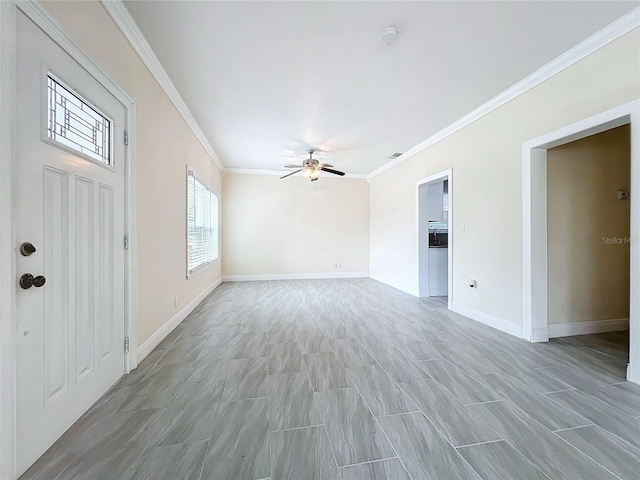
[101,1,638,178]
[223,168,368,179]
[100,0,224,171]
[224,168,286,176]
[368,7,640,180]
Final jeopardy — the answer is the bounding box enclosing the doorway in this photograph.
[546,125,631,371]
[417,169,453,308]
[522,100,639,383]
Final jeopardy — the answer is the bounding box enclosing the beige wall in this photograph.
[222,174,369,276]
[42,1,222,345]
[369,29,639,326]
[547,125,630,325]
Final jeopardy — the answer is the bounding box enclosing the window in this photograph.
[187,169,219,277]
[46,74,112,166]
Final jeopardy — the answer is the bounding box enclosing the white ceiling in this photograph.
[123,1,637,175]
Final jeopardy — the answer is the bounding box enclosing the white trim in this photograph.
[630,101,640,385]
[368,7,640,180]
[223,167,368,179]
[1,2,139,476]
[0,2,17,478]
[20,3,134,107]
[522,146,548,342]
[222,272,369,282]
[547,318,630,339]
[137,277,222,362]
[522,99,640,385]
[224,168,285,176]
[531,328,550,343]
[100,0,224,171]
[415,169,453,310]
[369,274,420,297]
[124,103,138,373]
[451,302,523,339]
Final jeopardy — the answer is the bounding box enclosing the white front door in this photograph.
[15,11,127,475]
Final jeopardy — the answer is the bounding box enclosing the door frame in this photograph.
[416,168,453,309]
[522,99,640,383]
[0,2,138,477]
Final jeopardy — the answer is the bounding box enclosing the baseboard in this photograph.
[628,361,639,384]
[451,302,523,339]
[368,274,420,297]
[222,272,368,282]
[548,318,629,338]
[531,327,550,343]
[136,277,222,362]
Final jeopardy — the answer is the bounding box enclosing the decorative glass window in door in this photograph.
[46,74,112,166]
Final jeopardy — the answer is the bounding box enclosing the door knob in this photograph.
[20,242,37,256]
[20,274,46,289]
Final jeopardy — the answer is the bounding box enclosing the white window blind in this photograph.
[187,170,219,277]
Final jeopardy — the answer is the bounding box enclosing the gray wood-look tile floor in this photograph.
[22,279,639,480]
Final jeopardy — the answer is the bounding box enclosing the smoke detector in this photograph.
[380,27,398,46]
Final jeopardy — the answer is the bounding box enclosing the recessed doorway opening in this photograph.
[417,169,453,309]
[545,124,631,376]
[523,100,639,383]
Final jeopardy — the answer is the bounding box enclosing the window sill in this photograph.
[186,258,219,280]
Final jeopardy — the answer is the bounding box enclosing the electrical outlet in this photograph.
[469,279,477,288]
[174,296,178,307]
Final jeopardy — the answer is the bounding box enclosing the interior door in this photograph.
[15,11,127,475]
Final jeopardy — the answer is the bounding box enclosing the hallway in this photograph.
[24,279,639,480]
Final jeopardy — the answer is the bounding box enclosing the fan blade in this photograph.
[319,163,334,168]
[284,164,304,168]
[321,167,345,176]
[280,169,302,179]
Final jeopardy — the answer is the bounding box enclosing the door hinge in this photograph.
[124,130,129,145]
[124,336,130,353]
[124,234,129,249]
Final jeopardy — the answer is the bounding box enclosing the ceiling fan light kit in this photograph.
[280,148,345,181]
[302,166,321,181]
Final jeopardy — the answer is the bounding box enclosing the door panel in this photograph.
[43,166,70,405]
[15,11,127,475]
[98,183,115,362]
[75,176,95,381]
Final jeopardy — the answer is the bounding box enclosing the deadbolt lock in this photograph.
[20,242,36,256]
[20,274,46,289]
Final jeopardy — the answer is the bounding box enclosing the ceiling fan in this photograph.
[280,149,345,181]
